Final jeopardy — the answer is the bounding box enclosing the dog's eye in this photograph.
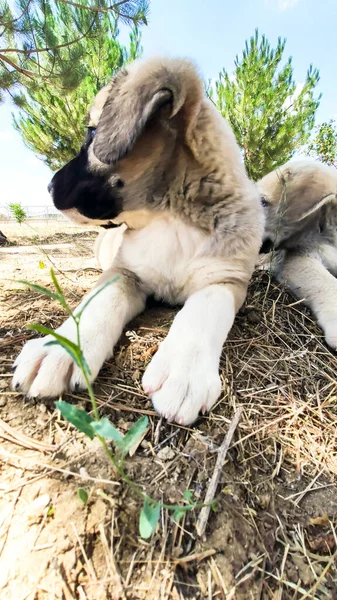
[260,196,268,208]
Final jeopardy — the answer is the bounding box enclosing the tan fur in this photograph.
[13,57,264,425]
[85,58,264,297]
[258,159,337,349]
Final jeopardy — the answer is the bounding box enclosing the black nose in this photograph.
[47,180,53,194]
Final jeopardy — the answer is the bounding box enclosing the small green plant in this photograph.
[20,269,211,538]
[8,202,27,224]
[77,488,89,505]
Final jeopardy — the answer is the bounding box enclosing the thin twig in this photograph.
[196,406,244,537]
[0,418,57,452]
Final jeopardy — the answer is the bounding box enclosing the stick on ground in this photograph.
[196,406,244,537]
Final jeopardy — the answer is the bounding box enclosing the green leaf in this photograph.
[183,490,193,502]
[17,280,63,303]
[120,416,148,455]
[76,277,119,320]
[29,325,91,375]
[28,325,82,366]
[78,488,88,505]
[173,508,187,522]
[90,418,124,443]
[50,268,64,296]
[79,352,92,375]
[44,340,82,370]
[46,341,91,376]
[55,401,95,439]
[50,269,72,314]
[139,499,160,539]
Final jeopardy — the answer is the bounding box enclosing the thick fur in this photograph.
[258,159,337,349]
[13,57,264,425]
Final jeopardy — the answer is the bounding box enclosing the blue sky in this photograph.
[0,0,336,211]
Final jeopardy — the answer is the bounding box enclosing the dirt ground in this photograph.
[0,221,336,600]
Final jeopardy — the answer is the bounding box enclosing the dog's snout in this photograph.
[47,180,53,194]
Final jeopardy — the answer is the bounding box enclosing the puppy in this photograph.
[258,159,337,349]
[13,57,263,425]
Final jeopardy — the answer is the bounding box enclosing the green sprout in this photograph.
[19,269,212,539]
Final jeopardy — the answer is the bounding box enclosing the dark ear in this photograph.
[93,87,173,165]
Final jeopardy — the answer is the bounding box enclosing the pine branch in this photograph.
[0,17,97,54]
[0,0,147,96]
[0,53,36,79]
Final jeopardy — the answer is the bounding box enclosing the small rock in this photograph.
[0,380,8,390]
[79,466,90,478]
[157,446,175,461]
[140,440,151,449]
[26,493,50,519]
[0,397,6,407]
[247,310,260,324]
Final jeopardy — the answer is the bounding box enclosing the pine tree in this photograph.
[0,0,148,101]
[12,24,142,170]
[214,30,321,181]
[306,120,337,168]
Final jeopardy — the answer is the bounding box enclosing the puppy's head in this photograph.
[48,58,204,226]
[258,160,337,249]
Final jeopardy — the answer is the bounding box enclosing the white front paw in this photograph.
[323,322,337,350]
[142,337,222,426]
[13,319,108,398]
[318,311,337,350]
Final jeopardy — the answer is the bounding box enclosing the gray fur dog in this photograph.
[258,159,337,349]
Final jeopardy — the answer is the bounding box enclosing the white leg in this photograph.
[318,243,337,277]
[142,284,236,425]
[94,225,126,271]
[277,252,337,349]
[13,269,146,397]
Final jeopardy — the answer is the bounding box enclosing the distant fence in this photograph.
[0,206,85,227]
[0,206,63,222]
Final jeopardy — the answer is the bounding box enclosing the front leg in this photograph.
[143,284,241,425]
[13,269,146,398]
[276,252,337,349]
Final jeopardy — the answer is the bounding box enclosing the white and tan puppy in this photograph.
[13,57,264,425]
[258,159,337,349]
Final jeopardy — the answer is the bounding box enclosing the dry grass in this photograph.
[0,224,336,599]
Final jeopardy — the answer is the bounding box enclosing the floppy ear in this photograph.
[93,86,173,165]
[259,163,337,226]
[279,169,337,225]
[282,191,337,224]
